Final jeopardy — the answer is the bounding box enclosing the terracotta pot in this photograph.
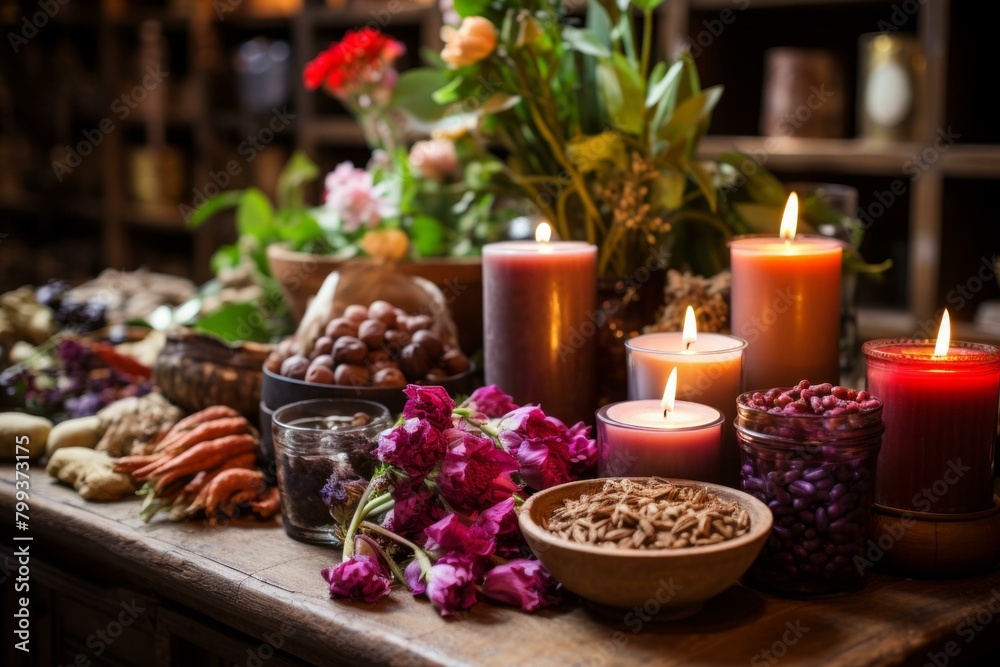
[266,244,484,355]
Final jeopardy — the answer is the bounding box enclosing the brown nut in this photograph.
[277,338,297,356]
[335,363,369,387]
[383,329,411,352]
[312,336,334,357]
[325,317,357,340]
[442,349,470,375]
[264,351,286,374]
[412,330,444,360]
[305,364,336,384]
[406,314,433,333]
[344,304,369,323]
[399,343,431,381]
[333,336,368,365]
[280,355,310,380]
[312,354,335,368]
[373,367,407,388]
[426,367,449,383]
[367,300,398,328]
[358,319,387,348]
[366,348,390,365]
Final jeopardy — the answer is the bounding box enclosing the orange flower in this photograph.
[440,17,497,69]
[360,228,409,260]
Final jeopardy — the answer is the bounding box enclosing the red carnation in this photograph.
[304,28,405,97]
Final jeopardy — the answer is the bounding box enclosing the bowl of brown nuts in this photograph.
[519,477,772,617]
[259,300,476,459]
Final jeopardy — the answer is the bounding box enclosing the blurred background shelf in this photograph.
[1,0,997,340]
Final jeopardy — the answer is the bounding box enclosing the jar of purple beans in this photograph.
[735,380,884,594]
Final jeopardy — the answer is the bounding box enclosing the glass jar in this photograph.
[735,392,883,594]
[272,398,391,544]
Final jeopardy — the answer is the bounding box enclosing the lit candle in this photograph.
[597,368,724,482]
[626,306,746,485]
[483,223,597,425]
[864,310,1000,514]
[730,193,842,390]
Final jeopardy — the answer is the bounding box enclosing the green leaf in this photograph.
[189,190,241,228]
[656,85,723,143]
[720,151,787,206]
[733,203,818,235]
[236,188,275,241]
[410,215,445,257]
[210,245,241,274]
[276,212,324,250]
[632,0,666,10]
[276,151,319,210]
[646,58,682,109]
[453,0,490,18]
[432,75,468,105]
[586,0,613,48]
[563,27,611,58]
[684,159,717,213]
[194,301,269,344]
[652,169,687,210]
[566,131,628,173]
[391,68,450,121]
[599,54,644,133]
[616,10,638,66]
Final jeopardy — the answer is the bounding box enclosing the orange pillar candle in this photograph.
[730,193,842,391]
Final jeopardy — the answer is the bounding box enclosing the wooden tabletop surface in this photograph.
[3,464,999,667]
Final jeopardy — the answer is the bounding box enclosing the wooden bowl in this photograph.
[519,478,772,617]
[871,497,1000,577]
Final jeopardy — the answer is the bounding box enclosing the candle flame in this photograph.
[661,367,677,419]
[780,192,798,243]
[535,222,552,243]
[682,306,697,350]
[934,309,951,356]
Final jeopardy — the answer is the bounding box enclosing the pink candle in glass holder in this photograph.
[863,311,1000,514]
[597,369,724,483]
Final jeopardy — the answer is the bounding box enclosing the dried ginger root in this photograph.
[46,447,136,501]
[96,392,183,457]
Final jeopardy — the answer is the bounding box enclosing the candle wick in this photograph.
[663,409,670,420]
[685,341,692,351]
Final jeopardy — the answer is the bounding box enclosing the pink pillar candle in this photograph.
[864,339,1000,514]
[597,400,724,483]
[730,235,842,391]
[627,332,746,486]
[483,239,597,425]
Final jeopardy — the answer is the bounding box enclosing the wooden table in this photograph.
[2,464,999,666]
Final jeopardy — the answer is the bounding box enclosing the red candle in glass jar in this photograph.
[863,311,1000,514]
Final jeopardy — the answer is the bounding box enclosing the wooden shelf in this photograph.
[858,307,1000,345]
[301,117,367,146]
[698,136,920,176]
[303,3,435,27]
[690,0,881,8]
[122,202,188,232]
[940,145,1000,179]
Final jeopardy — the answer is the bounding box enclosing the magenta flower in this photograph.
[475,497,523,558]
[482,559,560,611]
[388,480,445,540]
[321,555,392,603]
[403,384,457,432]
[405,558,426,595]
[423,513,496,564]
[498,407,597,490]
[467,385,520,419]
[375,418,448,479]
[437,432,520,513]
[425,554,479,616]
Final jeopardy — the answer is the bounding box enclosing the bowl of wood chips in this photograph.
[519,477,772,617]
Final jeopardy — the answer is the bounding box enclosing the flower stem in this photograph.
[361,521,434,575]
[343,477,380,558]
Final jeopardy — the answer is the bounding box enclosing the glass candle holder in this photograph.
[626,333,746,485]
[736,391,883,594]
[597,401,724,482]
[272,398,391,544]
[863,339,1000,514]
